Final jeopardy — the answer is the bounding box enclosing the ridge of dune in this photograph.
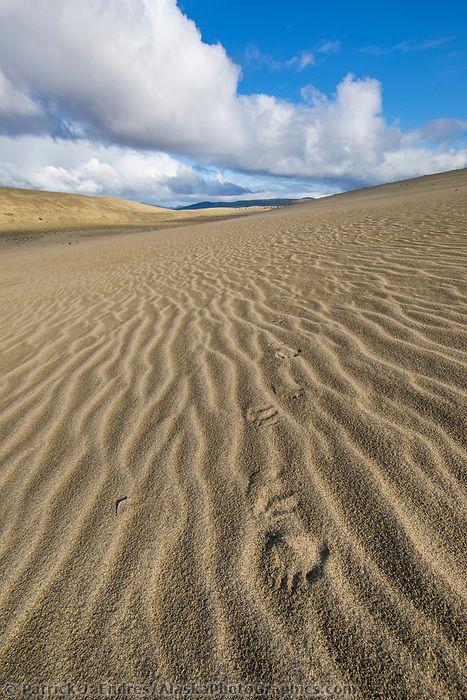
[0,169,466,698]
[0,185,269,234]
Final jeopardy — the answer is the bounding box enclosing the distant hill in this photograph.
[0,186,270,234]
[177,198,307,210]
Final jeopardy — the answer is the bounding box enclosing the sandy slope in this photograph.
[0,169,466,698]
[0,185,268,235]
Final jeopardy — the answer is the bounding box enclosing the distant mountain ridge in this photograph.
[177,198,308,210]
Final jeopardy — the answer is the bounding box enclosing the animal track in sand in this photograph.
[255,488,328,594]
[273,346,301,360]
[246,405,280,428]
[272,382,303,401]
[265,529,329,593]
[254,490,299,518]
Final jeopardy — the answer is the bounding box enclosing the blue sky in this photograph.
[181,0,467,127]
[0,0,466,206]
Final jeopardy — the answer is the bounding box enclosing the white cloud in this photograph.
[0,0,244,155]
[298,52,315,69]
[0,136,250,204]
[246,40,339,72]
[318,40,341,55]
[0,0,465,190]
[361,37,453,56]
[233,75,466,181]
[287,40,340,69]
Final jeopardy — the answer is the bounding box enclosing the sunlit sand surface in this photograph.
[0,169,465,698]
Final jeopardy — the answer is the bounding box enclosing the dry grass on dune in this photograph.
[0,169,466,698]
[0,185,268,236]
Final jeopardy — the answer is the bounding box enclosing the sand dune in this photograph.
[0,169,466,698]
[0,185,268,237]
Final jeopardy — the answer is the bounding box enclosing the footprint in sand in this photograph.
[264,529,329,592]
[272,381,303,401]
[255,490,328,593]
[273,346,301,359]
[246,405,280,428]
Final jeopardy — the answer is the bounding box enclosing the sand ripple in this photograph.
[0,170,466,698]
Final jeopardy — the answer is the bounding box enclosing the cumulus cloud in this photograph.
[0,136,250,204]
[0,0,246,156]
[0,0,465,188]
[235,76,466,181]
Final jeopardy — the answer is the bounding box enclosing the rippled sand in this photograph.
[0,170,466,698]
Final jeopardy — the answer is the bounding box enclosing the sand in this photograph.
[0,185,269,241]
[0,169,465,699]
